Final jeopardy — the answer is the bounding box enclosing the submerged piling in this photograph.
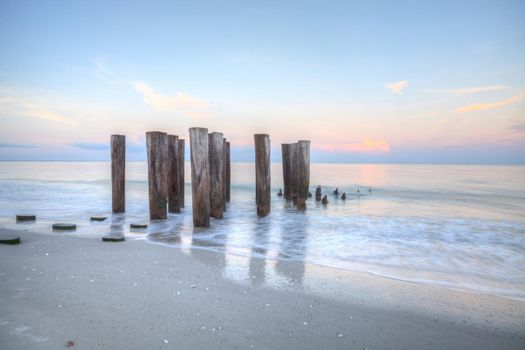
[315,185,321,201]
[189,127,211,227]
[177,139,185,208]
[167,135,181,213]
[254,134,271,217]
[294,140,310,210]
[208,132,224,219]
[111,134,125,213]
[281,144,294,201]
[146,131,168,220]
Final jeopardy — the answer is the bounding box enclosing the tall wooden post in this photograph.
[254,134,271,217]
[226,141,231,203]
[177,139,185,208]
[111,135,125,213]
[290,143,298,203]
[168,135,181,213]
[222,138,227,212]
[281,143,293,201]
[294,140,310,210]
[189,127,211,227]
[208,132,224,219]
[146,132,168,220]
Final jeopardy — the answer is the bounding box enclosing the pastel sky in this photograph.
[0,0,524,163]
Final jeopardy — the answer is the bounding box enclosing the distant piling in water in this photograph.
[294,140,310,210]
[167,135,181,213]
[315,185,322,201]
[177,139,185,208]
[254,134,271,217]
[111,134,125,213]
[189,127,211,227]
[209,132,225,219]
[146,131,168,220]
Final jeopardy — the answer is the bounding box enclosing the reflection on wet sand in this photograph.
[191,227,228,272]
[275,212,308,285]
[248,218,270,285]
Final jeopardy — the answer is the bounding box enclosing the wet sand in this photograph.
[1,228,524,349]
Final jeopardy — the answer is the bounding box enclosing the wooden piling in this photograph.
[315,185,322,201]
[290,143,298,203]
[281,144,294,201]
[111,134,125,213]
[222,138,228,212]
[167,135,181,213]
[146,131,168,220]
[294,140,311,210]
[189,127,211,227]
[208,132,224,219]
[177,139,185,208]
[226,141,231,203]
[254,134,271,217]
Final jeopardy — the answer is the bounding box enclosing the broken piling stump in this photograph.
[146,131,169,220]
[52,223,77,231]
[111,134,125,213]
[90,216,107,222]
[209,132,224,219]
[189,127,211,227]
[168,135,181,213]
[101,234,125,242]
[16,215,36,222]
[322,195,328,205]
[315,186,322,201]
[341,193,347,200]
[130,223,148,229]
[0,235,20,245]
[254,134,271,217]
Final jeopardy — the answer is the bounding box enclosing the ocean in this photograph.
[0,162,524,300]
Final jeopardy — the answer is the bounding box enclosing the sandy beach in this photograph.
[1,228,524,349]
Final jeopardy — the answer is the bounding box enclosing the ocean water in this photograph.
[0,161,524,300]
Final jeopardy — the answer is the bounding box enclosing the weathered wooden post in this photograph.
[315,185,322,201]
[226,141,231,203]
[146,131,168,220]
[111,134,125,213]
[208,132,224,219]
[290,142,298,203]
[168,135,181,213]
[254,134,271,217]
[189,127,211,227]
[222,138,228,212]
[177,139,185,208]
[294,140,310,210]
[281,144,293,201]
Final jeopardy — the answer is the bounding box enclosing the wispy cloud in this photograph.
[383,80,408,95]
[509,122,525,133]
[71,142,145,153]
[93,57,128,85]
[0,96,77,125]
[455,92,525,113]
[426,85,508,95]
[0,143,36,148]
[133,81,208,113]
[315,139,391,153]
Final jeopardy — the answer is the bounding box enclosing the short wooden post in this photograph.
[177,139,185,208]
[189,127,211,227]
[226,141,231,203]
[254,134,271,217]
[111,135,125,213]
[146,132,168,220]
[208,132,224,219]
[315,185,322,201]
[294,140,310,210]
[281,144,293,201]
[168,135,181,213]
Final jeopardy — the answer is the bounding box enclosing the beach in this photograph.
[1,228,524,350]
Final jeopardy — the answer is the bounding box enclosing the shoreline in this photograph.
[1,228,524,349]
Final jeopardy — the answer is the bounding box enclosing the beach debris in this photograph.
[322,195,328,205]
[277,189,283,197]
[90,216,107,222]
[52,223,77,231]
[65,340,75,347]
[315,185,322,201]
[16,215,36,222]
[341,193,347,200]
[101,235,125,242]
[130,223,148,229]
[0,235,21,245]
[333,188,339,196]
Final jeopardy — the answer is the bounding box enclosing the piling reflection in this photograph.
[248,217,271,285]
[190,225,228,271]
[275,212,308,285]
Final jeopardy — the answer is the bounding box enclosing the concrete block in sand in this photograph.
[0,235,21,245]
[16,215,36,222]
[52,223,77,231]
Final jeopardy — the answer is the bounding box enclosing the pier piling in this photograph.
[168,135,181,213]
[111,134,125,213]
[146,131,168,220]
[177,139,185,208]
[189,127,211,227]
[281,144,294,201]
[209,132,225,219]
[226,141,231,203]
[254,134,271,217]
[294,140,310,210]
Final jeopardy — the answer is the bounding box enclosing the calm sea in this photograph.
[0,162,524,299]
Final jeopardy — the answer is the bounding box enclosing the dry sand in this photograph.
[1,228,524,349]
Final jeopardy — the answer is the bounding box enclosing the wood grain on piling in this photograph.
[254,134,271,217]
[146,131,168,220]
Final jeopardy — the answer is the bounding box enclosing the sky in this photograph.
[0,0,524,163]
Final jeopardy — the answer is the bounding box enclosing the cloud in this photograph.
[133,81,208,112]
[509,122,525,133]
[383,80,408,95]
[0,96,77,125]
[426,85,508,95]
[455,92,525,113]
[0,143,36,148]
[71,142,145,153]
[315,139,391,153]
[93,57,128,85]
